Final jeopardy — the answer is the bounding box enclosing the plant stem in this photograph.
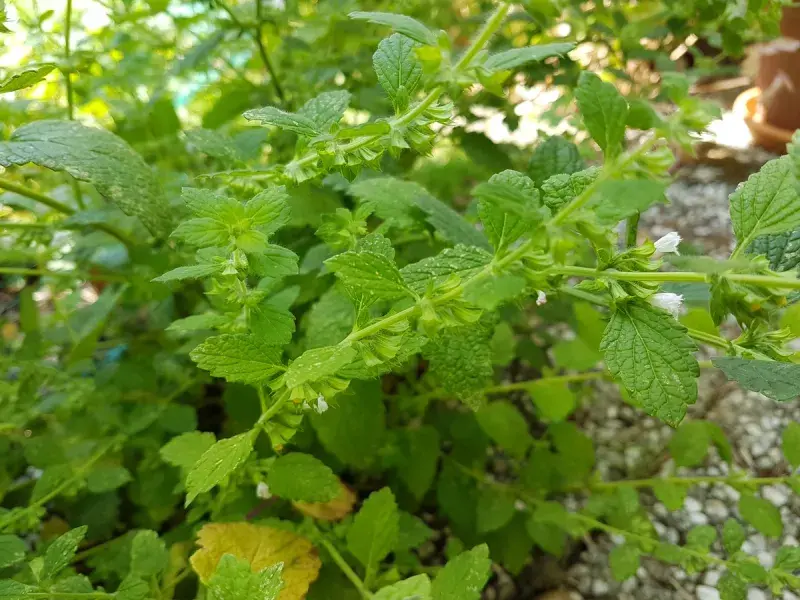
[625,213,640,248]
[0,177,137,247]
[454,2,512,70]
[552,265,800,291]
[0,267,128,283]
[586,473,797,491]
[253,0,285,104]
[0,435,124,532]
[317,536,373,599]
[65,0,75,120]
[283,2,512,175]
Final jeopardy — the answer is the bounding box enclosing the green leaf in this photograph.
[652,481,686,511]
[483,43,574,71]
[249,245,298,279]
[476,401,532,459]
[484,513,532,575]
[130,530,168,578]
[184,129,245,165]
[0,121,171,236]
[0,64,55,93]
[730,156,800,251]
[207,554,283,600]
[190,334,283,384]
[738,494,782,538]
[609,544,641,581]
[160,431,216,471]
[167,314,229,332]
[325,251,412,301]
[346,488,399,576]
[373,575,430,600]
[592,179,667,223]
[153,263,223,283]
[245,188,291,234]
[394,426,440,501]
[185,432,254,505]
[549,421,595,485]
[749,227,800,272]
[473,169,545,251]
[425,326,493,409]
[476,486,516,533]
[775,546,800,571]
[400,245,492,294]
[243,106,319,136]
[431,544,491,600]
[574,72,629,159]
[394,512,434,553]
[722,519,746,555]
[541,167,600,212]
[0,535,26,568]
[86,465,132,493]
[600,301,699,426]
[349,178,489,250]
[718,571,747,600]
[0,580,35,599]
[41,527,88,581]
[310,381,386,470]
[268,453,340,503]
[783,422,800,468]
[527,136,586,186]
[712,357,800,402]
[250,302,295,345]
[284,345,357,388]
[373,34,422,112]
[116,575,149,600]
[669,421,711,467]
[348,12,437,45]
[463,273,526,310]
[171,218,230,247]
[686,525,716,551]
[297,91,351,132]
[526,378,576,422]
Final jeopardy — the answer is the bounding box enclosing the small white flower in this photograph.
[654,231,681,254]
[256,482,272,500]
[536,291,547,306]
[514,500,528,511]
[650,292,684,318]
[315,395,329,414]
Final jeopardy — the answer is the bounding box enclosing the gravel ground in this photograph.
[558,149,800,599]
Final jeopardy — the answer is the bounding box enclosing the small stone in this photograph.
[705,499,729,523]
[621,578,637,593]
[696,585,721,600]
[762,485,789,507]
[684,497,702,513]
[758,551,774,569]
[703,570,721,586]
[690,511,710,526]
[591,580,610,596]
[748,589,767,600]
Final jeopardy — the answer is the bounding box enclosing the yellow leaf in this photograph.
[190,522,321,600]
[293,483,356,521]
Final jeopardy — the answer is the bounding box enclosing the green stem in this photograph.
[252,19,285,104]
[16,593,113,599]
[0,267,128,283]
[686,328,731,350]
[552,265,800,291]
[625,213,640,248]
[453,2,512,70]
[65,0,75,120]
[0,435,124,532]
[317,536,373,599]
[283,2,511,175]
[0,177,137,247]
[586,474,797,491]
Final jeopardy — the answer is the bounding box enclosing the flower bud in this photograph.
[650,292,684,318]
[256,482,272,500]
[536,291,547,306]
[654,232,681,255]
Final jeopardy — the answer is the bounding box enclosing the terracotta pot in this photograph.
[755,37,800,131]
[781,4,800,40]
[733,87,794,153]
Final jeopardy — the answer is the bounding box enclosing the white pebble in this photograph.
[703,570,721,586]
[748,589,768,600]
[758,551,774,569]
[762,485,789,507]
[696,584,721,600]
[684,497,702,513]
[592,580,610,596]
[690,511,710,526]
[705,499,729,523]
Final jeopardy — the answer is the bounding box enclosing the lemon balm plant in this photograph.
[1,2,800,600]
